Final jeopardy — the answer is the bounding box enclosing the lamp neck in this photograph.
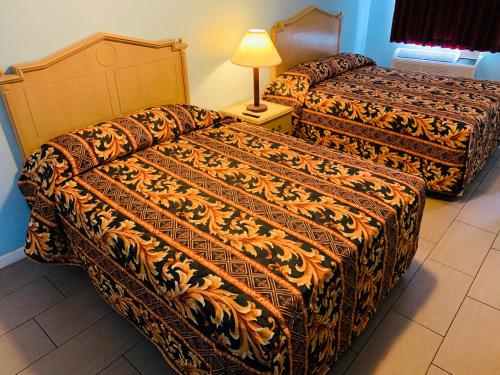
[253,67,260,108]
[246,67,267,112]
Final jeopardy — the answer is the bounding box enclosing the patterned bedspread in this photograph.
[19,104,425,374]
[264,53,500,196]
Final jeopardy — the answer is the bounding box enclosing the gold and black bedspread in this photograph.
[264,53,500,196]
[19,104,425,374]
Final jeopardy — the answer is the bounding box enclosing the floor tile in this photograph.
[0,258,55,299]
[351,286,403,352]
[492,234,500,250]
[429,221,495,276]
[468,250,500,309]
[478,167,500,197]
[419,199,461,242]
[427,364,451,375]
[327,350,356,375]
[434,298,500,375]
[0,278,64,336]
[457,193,500,233]
[20,313,142,375]
[0,320,55,375]
[393,259,473,335]
[125,339,175,375]
[475,156,497,182]
[36,285,111,346]
[47,266,90,297]
[99,357,140,375]
[441,178,480,209]
[399,238,435,288]
[346,311,442,375]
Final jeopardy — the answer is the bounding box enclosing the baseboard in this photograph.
[0,247,26,269]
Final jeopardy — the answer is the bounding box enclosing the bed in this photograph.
[264,6,500,197]
[0,33,425,374]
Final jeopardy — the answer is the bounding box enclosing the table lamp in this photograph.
[231,29,282,112]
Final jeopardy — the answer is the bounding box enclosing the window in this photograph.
[390,0,499,52]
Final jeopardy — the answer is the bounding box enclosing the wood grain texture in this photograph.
[270,6,342,79]
[222,100,294,134]
[0,33,190,159]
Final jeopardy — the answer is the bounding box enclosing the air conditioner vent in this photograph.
[392,48,482,78]
[396,48,459,63]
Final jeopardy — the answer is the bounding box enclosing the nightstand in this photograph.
[222,100,293,134]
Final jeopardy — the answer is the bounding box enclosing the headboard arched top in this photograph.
[271,6,342,79]
[0,33,189,159]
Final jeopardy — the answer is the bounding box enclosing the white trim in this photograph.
[0,247,26,269]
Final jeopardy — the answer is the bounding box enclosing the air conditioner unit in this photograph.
[392,48,483,78]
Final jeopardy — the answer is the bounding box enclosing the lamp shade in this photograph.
[231,29,282,68]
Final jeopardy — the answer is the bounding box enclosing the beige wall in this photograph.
[0,0,324,109]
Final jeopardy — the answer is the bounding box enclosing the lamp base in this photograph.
[246,103,268,113]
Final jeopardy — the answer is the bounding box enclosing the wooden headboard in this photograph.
[0,33,190,159]
[271,6,342,79]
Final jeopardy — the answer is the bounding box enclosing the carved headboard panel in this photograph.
[271,6,342,79]
[0,33,189,159]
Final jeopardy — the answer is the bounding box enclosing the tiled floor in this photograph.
[1,153,499,375]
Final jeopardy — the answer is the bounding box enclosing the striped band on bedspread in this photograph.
[264,53,500,196]
[18,105,425,374]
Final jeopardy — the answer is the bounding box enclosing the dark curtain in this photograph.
[390,0,500,52]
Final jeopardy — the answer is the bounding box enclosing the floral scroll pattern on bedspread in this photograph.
[19,104,425,374]
[263,53,500,196]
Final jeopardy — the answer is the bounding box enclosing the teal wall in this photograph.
[0,101,30,256]
[476,53,500,80]
[317,0,372,54]
[365,0,500,81]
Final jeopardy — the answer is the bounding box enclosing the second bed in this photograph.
[264,7,500,196]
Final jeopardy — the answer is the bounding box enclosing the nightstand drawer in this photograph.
[222,100,294,135]
[262,113,292,134]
